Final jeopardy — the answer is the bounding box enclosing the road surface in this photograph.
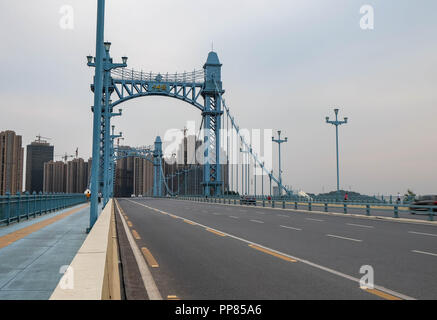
[116,198,437,300]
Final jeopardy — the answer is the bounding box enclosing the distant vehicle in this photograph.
[131,194,136,198]
[410,195,437,214]
[240,195,256,206]
[138,194,143,197]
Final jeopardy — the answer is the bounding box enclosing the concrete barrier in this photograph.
[50,199,121,300]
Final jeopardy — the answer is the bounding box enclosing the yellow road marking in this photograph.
[184,219,197,225]
[132,230,141,240]
[206,228,226,237]
[0,203,89,250]
[167,295,180,300]
[141,247,159,268]
[363,288,402,300]
[170,214,179,219]
[127,221,133,227]
[249,244,297,263]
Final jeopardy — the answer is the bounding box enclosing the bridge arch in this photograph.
[91,46,225,201]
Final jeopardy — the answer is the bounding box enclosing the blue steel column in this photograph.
[203,98,212,197]
[153,136,163,197]
[110,126,122,198]
[89,0,105,230]
[272,131,288,196]
[103,50,110,207]
[202,51,224,197]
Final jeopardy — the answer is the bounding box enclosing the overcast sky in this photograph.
[0,0,436,196]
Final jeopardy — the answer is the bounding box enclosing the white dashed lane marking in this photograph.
[326,234,363,242]
[280,225,302,231]
[250,220,264,224]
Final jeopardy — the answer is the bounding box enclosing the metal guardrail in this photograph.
[0,192,87,226]
[173,196,437,222]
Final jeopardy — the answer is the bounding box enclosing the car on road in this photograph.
[410,195,437,214]
[240,195,257,206]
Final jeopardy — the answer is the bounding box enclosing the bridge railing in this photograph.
[172,195,437,222]
[0,192,87,226]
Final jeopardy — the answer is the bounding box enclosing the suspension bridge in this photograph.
[0,0,436,302]
[87,35,293,229]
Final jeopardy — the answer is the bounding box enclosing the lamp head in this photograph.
[122,56,128,65]
[86,55,93,64]
[344,117,348,123]
[104,42,111,52]
[325,116,329,122]
[334,108,339,115]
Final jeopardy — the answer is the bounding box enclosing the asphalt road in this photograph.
[116,198,437,300]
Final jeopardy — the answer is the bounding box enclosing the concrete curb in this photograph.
[50,200,121,300]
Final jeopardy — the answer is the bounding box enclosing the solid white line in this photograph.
[408,231,437,237]
[347,223,374,229]
[412,250,437,257]
[326,234,363,242]
[306,218,324,222]
[115,200,162,300]
[229,216,239,219]
[250,220,264,224]
[278,214,290,218]
[280,225,302,231]
[127,200,415,300]
[212,213,221,216]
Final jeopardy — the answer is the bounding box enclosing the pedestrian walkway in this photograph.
[0,203,91,300]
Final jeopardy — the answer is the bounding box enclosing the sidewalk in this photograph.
[0,203,92,300]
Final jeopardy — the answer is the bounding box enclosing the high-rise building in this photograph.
[114,150,134,197]
[113,135,228,197]
[43,158,90,194]
[114,147,154,197]
[25,138,54,193]
[0,130,24,195]
[66,158,89,194]
[43,161,67,193]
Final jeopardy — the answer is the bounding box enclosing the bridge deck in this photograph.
[116,198,437,300]
[0,203,91,300]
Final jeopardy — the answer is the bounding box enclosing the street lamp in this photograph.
[272,130,288,196]
[325,108,348,192]
[104,42,111,52]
